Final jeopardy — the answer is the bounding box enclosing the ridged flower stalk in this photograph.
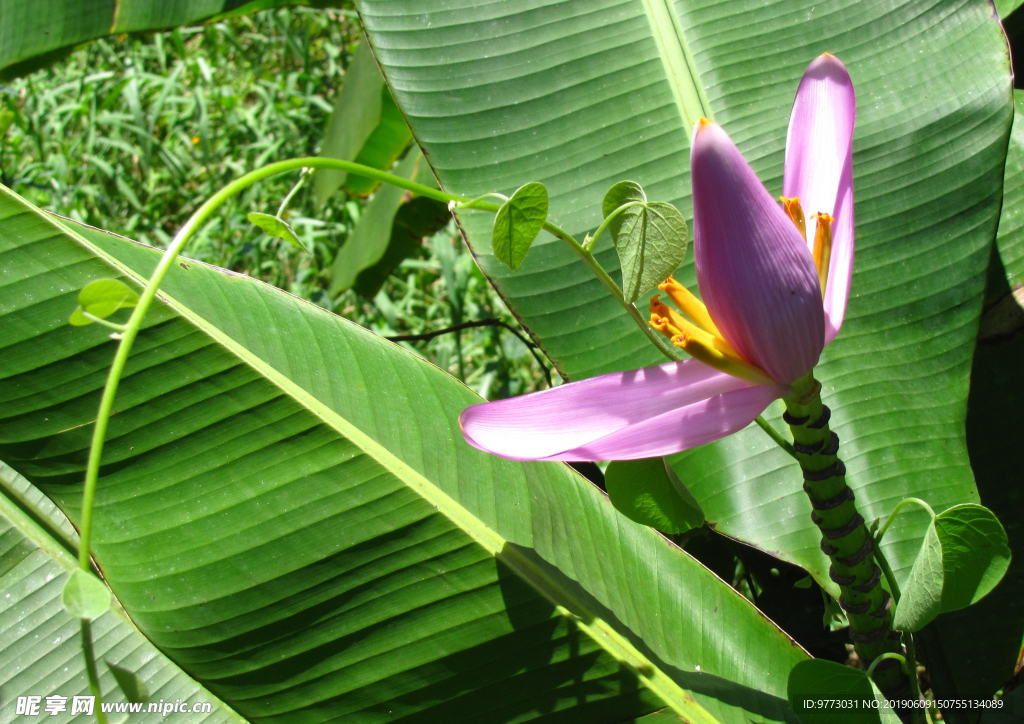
[784,374,906,693]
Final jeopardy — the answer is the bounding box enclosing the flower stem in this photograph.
[80,620,108,724]
[754,416,798,459]
[275,166,313,219]
[875,497,934,542]
[873,539,925,723]
[782,373,908,696]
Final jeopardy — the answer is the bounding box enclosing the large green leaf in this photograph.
[0,462,242,724]
[357,0,1011,632]
[0,0,340,80]
[993,91,1024,292]
[916,88,1024,712]
[0,185,808,723]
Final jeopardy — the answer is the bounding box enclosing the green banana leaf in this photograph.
[0,185,808,724]
[915,88,1024,713]
[0,0,342,80]
[356,0,1010,624]
[0,462,242,724]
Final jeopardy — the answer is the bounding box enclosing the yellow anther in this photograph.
[657,276,721,337]
[649,280,773,384]
[780,197,807,241]
[669,333,774,386]
[652,297,748,364]
[812,213,833,297]
[650,296,715,345]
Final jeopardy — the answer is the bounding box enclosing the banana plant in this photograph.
[2,1,1023,722]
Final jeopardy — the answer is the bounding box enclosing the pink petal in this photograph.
[459,358,765,461]
[783,53,856,344]
[691,120,825,384]
[545,383,784,461]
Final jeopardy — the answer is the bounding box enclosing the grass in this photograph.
[0,7,550,399]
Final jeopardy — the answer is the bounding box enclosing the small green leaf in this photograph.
[602,181,688,303]
[605,457,704,534]
[107,662,149,703]
[69,278,138,326]
[491,182,548,270]
[821,589,847,631]
[248,212,308,252]
[787,659,902,724]
[61,569,111,620]
[892,520,943,631]
[936,503,1011,612]
[794,575,813,589]
[893,503,1010,632]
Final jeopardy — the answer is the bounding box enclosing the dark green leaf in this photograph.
[935,504,1011,612]
[603,182,688,303]
[787,660,901,724]
[329,148,423,294]
[247,212,306,251]
[605,458,704,535]
[352,196,452,298]
[61,569,111,620]
[492,182,548,271]
[68,278,138,326]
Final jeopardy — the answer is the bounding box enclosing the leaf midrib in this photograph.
[639,0,711,133]
[24,194,722,724]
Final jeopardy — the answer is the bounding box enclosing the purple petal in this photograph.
[783,53,856,344]
[460,358,769,461]
[548,383,784,461]
[691,120,825,383]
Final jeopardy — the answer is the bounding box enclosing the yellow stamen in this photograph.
[669,333,774,386]
[649,279,776,383]
[657,276,722,337]
[780,196,806,241]
[812,212,833,297]
[651,298,741,360]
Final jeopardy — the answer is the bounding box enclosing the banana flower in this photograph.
[460,54,855,461]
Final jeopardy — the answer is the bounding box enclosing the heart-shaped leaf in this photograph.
[894,503,1010,631]
[68,278,138,326]
[892,521,943,632]
[603,181,688,303]
[61,569,111,620]
[492,182,548,270]
[247,211,307,252]
[936,504,1012,612]
[605,457,704,534]
[787,659,902,724]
